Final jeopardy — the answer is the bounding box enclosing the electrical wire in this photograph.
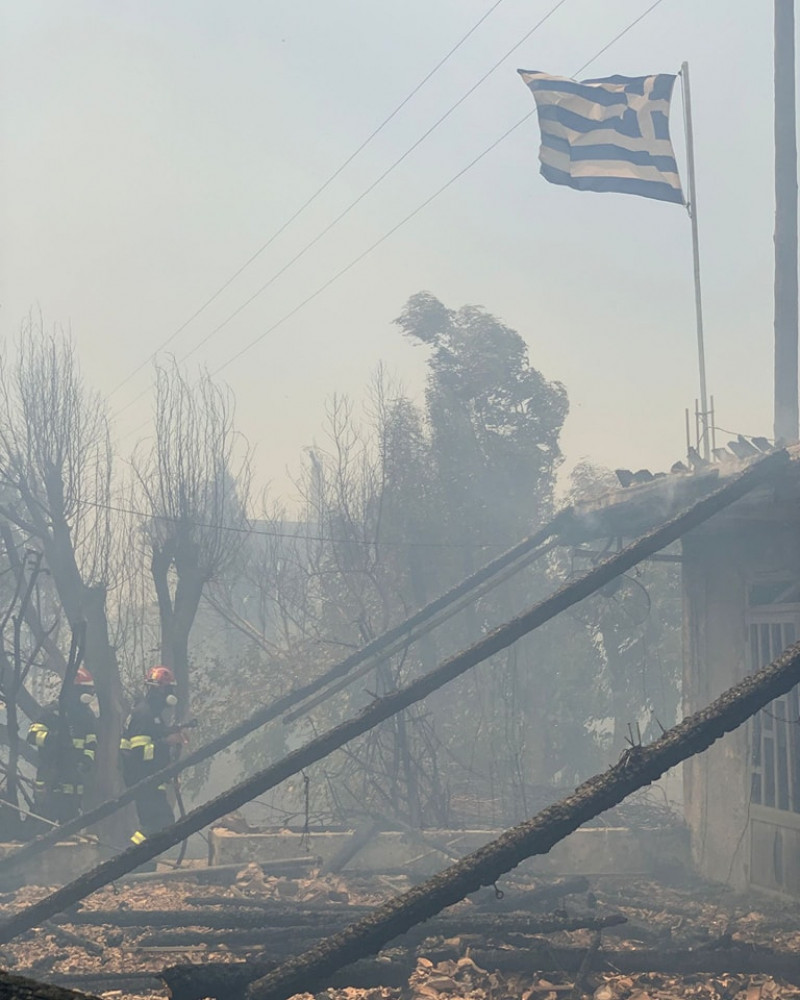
[573,0,668,77]
[207,0,673,378]
[176,0,570,366]
[115,0,672,434]
[72,494,514,550]
[108,0,509,402]
[112,0,571,418]
[214,113,537,375]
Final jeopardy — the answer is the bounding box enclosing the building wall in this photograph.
[683,514,800,891]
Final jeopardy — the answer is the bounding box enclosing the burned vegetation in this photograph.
[1,327,800,999]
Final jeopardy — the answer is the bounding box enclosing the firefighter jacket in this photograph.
[120,699,174,788]
[26,701,97,797]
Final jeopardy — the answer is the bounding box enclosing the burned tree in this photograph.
[0,321,123,808]
[0,544,50,838]
[0,450,784,942]
[133,361,251,714]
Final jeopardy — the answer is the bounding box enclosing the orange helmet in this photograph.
[146,665,176,688]
[75,666,94,687]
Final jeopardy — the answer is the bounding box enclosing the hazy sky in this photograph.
[0,1,788,504]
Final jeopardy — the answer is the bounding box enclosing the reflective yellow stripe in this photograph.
[29,723,48,748]
[72,738,85,749]
[131,831,147,845]
[83,748,95,761]
[127,735,155,761]
[85,734,97,748]
[157,784,167,791]
[119,738,131,751]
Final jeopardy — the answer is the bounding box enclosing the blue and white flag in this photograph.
[518,70,684,204]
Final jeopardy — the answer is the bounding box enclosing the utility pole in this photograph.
[774,0,799,444]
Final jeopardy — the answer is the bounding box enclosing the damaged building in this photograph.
[568,443,800,898]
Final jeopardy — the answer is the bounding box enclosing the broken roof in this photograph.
[563,442,800,546]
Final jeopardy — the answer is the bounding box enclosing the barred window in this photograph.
[749,616,800,813]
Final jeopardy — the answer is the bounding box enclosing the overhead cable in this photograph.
[109,0,509,404]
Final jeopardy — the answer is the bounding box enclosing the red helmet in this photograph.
[146,665,176,688]
[75,666,94,687]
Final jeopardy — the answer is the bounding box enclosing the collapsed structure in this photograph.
[3,447,800,995]
[565,443,800,895]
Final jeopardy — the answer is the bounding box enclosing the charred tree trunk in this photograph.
[244,635,800,1000]
[151,534,226,720]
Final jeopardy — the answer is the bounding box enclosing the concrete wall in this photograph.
[0,840,106,889]
[682,513,800,890]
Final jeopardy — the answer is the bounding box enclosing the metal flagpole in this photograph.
[774,0,799,444]
[680,61,710,460]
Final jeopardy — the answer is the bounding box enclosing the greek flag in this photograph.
[518,70,684,204]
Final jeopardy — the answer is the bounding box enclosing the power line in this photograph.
[212,0,671,375]
[175,0,569,366]
[73,495,514,551]
[114,0,672,438]
[112,0,571,419]
[573,0,668,77]
[207,1,671,378]
[213,113,536,375]
[108,0,509,403]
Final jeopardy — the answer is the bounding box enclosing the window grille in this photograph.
[749,618,800,812]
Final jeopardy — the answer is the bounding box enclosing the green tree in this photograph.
[395,292,568,548]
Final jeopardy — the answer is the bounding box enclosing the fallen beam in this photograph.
[160,941,800,1000]
[0,513,568,877]
[132,911,626,948]
[431,945,800,979]
[244,633,800,999]
[0,452,785,942]
[15,973,160,996]
[0,968,102,1000]
[58,903,610,934]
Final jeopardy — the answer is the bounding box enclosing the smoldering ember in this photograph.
[3,2,800,999]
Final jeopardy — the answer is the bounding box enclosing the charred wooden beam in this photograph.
[42,922,104,958]
[434,944,800,979]
[59,903,616,936]
[0,452,787,943]
[58,905,373,928]
[160,940,800,1000]
[159,957,410,1000]
[0,968,102,1000]
[15,973,160,996]
[244,633,800,999]
[0,513,568,877]
[133,911,626,949]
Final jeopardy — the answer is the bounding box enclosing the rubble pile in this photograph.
[0,867,799,1000]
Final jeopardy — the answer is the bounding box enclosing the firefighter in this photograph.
[26,666,98,824]
[120,665,183,845]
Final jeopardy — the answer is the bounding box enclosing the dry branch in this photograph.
[0,453,784,942]
[244,633,800,999]
[0,511,568,876]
